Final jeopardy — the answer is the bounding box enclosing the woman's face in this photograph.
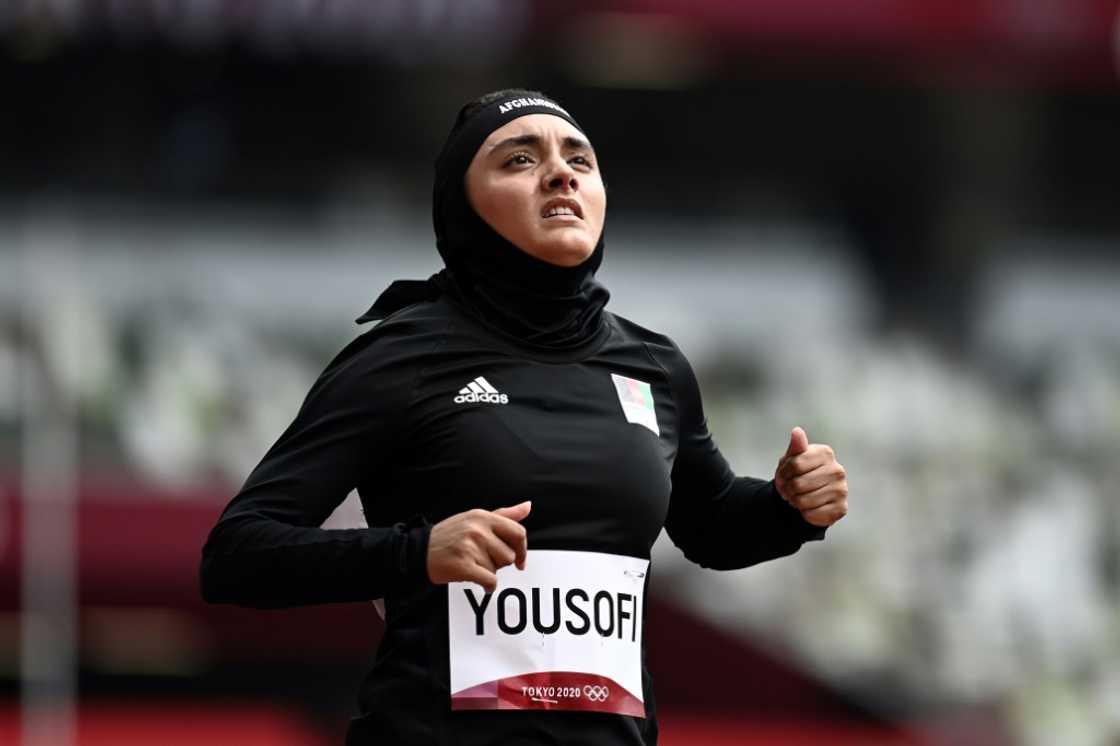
[465,114,606,268]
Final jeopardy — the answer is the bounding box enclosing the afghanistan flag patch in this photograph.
[610,373,659,436]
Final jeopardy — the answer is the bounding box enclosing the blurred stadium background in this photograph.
[2,1,1119,744]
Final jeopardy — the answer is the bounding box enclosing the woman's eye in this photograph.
[505,153,533,167]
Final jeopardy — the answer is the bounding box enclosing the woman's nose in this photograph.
[542,159,578,192]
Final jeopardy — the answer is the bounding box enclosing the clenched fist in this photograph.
[427,501,531,593]
[774,427,848,528]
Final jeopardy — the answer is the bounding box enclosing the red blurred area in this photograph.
[0,703,925,746]
[659,714,925,745]
[0,703,330,746]
[0,477,386,662]
[536,0,1120,83]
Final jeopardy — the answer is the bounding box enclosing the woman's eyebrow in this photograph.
[490,134,540,152]
[563,135,594,152]
[489,134,594,153]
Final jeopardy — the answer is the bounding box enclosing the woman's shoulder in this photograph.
[605,311,685,361]
[362,295,458,336]
[327,297,458,375]
[604,311,702,399]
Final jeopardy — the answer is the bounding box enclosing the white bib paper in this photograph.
[448,550,649,717]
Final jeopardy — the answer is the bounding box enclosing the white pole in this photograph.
[19,217,79,746]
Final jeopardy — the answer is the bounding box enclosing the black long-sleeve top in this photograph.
[200,295,825,745]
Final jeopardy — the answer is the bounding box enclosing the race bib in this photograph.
[448,550,648,717]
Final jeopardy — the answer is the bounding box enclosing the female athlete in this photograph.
[200,88,849,745]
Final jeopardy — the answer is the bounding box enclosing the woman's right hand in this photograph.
[426,501,531,593]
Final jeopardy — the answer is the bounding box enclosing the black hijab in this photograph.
[356,91,610,351]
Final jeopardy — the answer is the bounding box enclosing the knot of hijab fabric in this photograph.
[357,93,610,351]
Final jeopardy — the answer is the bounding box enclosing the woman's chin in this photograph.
[536,244,595,267]
[519,234,596,267]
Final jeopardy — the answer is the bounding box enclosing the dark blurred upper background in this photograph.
[1,2,1119,745]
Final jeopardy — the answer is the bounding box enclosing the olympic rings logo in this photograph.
[583,685,610,702]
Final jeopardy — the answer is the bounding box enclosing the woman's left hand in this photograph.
[774,426,848,528]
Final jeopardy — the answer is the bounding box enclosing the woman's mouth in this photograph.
[541,199,583,220]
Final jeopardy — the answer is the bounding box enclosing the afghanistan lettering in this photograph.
[497,97,571,117]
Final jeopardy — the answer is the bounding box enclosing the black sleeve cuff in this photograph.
[768,479,828,542]
[393,513,434,590]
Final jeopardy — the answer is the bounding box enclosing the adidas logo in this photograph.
[454,376,509,405]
